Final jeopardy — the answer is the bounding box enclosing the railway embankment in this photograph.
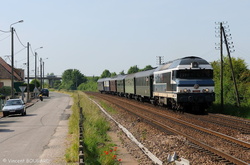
[86,91,250,165]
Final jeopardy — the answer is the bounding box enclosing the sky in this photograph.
[0,0,250,77]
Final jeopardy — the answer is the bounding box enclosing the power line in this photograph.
[29,44,35,56]
[0,34,10,42]
[14,29,27,48]
[15,47,26,55]
[0,29,10,33]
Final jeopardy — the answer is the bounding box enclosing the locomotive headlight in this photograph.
[183,88,187,93]
[203,88,209,93]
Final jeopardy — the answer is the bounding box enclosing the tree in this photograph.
[140,65,154,71]
[111,72,117,77]
[61,69,87,90]
[30,79,40,88]
[211,56,250,106]
[47,73,55,76]
[119,70,125,75]
[91,76,99,82]
[0,86,12,97]
[53,80,61,89]
[127,65,139,74]
[78,81,97,92]
[101,69,111,78]
[78,76,99,92]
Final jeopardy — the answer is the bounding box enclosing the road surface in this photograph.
[0,92,71,165]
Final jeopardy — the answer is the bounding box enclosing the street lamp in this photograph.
[10,20,24,98]
[34,47,43,91]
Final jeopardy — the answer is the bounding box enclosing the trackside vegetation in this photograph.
[65,91,121,164]
[210,56,250,119]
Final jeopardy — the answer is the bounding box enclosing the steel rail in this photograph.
[108,99,249,165]
[89,93,250,164]
[115,95,250,149]
[209,113,250,124]
[155,111,250,149]
[143,115,249,165]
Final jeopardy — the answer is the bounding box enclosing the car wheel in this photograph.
[3,112,7,117]
[22,110,26,116]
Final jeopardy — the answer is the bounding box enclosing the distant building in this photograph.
[0,57,24,87]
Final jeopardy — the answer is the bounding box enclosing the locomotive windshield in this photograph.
[174,69,213,79]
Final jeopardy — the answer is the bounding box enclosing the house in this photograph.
[0,57,24,87]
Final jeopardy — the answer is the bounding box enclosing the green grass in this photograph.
[99,100,117,114]
[65,92,80,164]
[65,91,121,165]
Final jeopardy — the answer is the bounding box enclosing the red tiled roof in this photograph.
[0,57,23,81]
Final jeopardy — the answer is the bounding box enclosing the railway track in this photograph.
[86,92,250,164]
[183,113,250,135]
[208,114,250,134]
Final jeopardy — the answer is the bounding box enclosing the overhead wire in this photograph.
[15,47,26,55]
[1,27,40,73]
[29,44,35,56]
[0,34,10,42]
[14,29,27,48]
[0,29,10,33]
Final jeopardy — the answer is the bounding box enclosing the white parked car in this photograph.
[2,99,26,117]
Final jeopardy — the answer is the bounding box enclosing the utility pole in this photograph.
[43,61,44,89]
[217,22,240,108]
[40,58,42,90]
[220,23,224,112]
[156,56,164,65]
[11,27,14,98]
[221,26,240,107]
[27,42,30,102]
[10,20,24,98]
[35,52,37,90]
[34,46,43,94]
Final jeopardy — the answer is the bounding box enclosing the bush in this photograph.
[0,86,12,96]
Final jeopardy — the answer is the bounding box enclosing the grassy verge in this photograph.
[65,91,121,164]
[65,92,79,163]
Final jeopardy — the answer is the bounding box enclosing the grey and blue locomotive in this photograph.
[153,56,215,112]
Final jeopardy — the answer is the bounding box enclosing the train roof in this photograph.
[97,77,111,82]
[125,73,136,79]
[135,68,157,78]
[98,74,127,82]
[110,74,127,81]
[156,56,211,71]
[115,74,127,80]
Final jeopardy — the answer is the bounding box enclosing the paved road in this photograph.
[0,92,71,165]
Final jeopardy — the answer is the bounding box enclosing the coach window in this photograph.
[172,70,176,79]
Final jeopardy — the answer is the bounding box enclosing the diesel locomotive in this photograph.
[97,56,215,113]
